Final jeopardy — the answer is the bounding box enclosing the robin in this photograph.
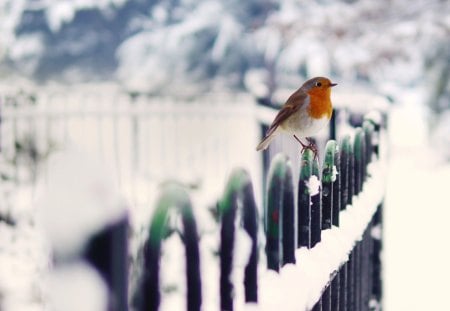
[256,77,337,155]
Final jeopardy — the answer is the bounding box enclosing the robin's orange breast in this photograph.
[307,89,333,120]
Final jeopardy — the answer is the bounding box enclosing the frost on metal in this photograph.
[331,165,338,183]
[371,224,382,240]
[306,175,320,197]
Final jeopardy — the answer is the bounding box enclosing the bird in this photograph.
[256,77,337,155]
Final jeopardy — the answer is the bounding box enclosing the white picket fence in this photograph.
[0,86,263,208]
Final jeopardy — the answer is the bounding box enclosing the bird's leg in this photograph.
[294,135,318,158]
[306,137,319,158]
[293,135,308,149]
[306,137,318,153]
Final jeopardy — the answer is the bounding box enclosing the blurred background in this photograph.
[0,0,449,310]
[0,0,448,101]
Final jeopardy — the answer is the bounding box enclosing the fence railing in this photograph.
[0,88,386,310]
[128,110,385,310]
[132,184,202,310]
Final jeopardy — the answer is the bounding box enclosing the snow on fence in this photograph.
[0,88,386,310]
[126,110,386,311]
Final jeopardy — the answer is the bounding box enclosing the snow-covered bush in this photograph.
[0,0,448,100]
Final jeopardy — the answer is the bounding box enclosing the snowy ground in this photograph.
[384,102,450,310]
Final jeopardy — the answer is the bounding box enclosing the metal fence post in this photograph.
[134,184,201,311]
[243,180,259,302]
[282,163,296,266]
[311,156,322,248]
[84,215,129,311]
[298,149,313,248]
[332,143,341,227]
[339,136,351,210]
[219,169,259,310]
[322,140,336,230]
[265,154,296,270]
[354,128,366,195]
[266,155,285,272]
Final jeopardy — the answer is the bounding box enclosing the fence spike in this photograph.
[347,136,355,205]
[219,169,258,309]
[354,128,366,195]
[266,155,285,272]
[242,180,259,303]
[298,149,314,248]
[363,120,375,176]
[332,144,341,227]
[311,155,322,247]
[135,183,201,311]
[265,154,295,270]
[340,136,351,210]
[84,215,128,311]
[282,159,295,265]
[321,140,336,230]
[364,111,383,157]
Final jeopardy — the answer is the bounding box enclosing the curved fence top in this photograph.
[135,183,201,311]
[218,168,259,310]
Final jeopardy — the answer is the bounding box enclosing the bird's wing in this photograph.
[264,89,307,137]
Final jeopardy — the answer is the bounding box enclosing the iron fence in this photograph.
[0,89,386,310]
[128,109,385,310]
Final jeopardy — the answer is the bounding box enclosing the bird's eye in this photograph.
[315,81,322,87]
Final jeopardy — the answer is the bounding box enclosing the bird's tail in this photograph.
[256,131,277,151]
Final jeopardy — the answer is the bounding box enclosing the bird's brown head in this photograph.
[302,77,337,119]
[302,77,337,98]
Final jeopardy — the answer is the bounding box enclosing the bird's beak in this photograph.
[330,83,338,87]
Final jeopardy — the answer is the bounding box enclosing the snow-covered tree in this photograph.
[0,0,448,103]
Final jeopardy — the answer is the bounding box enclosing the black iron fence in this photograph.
[0,91,386,310]
[127,109,385,310]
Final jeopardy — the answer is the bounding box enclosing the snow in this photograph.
[331,165,338,183]
[365,110,384,125]
[0,0,448,98]
[384,103,450,311]
[0,220,49,311]
[45,0,129,32]
[370,224,382,240]
[46,261,108,311]
[199,232,221,311]
[333,91,390,113]
[35,146,126,258]
[158,234,188,311]
[244,69,271,99]
[0,1,26,59]
[258,153,386,311]
[8,33,46,75]
[429,110,450,160]
[115,1,230,94]
[231,226,254,310]
[307,175,321,197]
[46,2,76,33]
[211,16,241,62]
[0,84,449,310]
[0,2,449,309]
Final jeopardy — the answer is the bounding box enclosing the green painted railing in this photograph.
[218,168,258,311]
[134,184,201,311]
[134,109,386,311]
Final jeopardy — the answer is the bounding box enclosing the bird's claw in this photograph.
[293,135,319,159]
[300,143,318,159]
